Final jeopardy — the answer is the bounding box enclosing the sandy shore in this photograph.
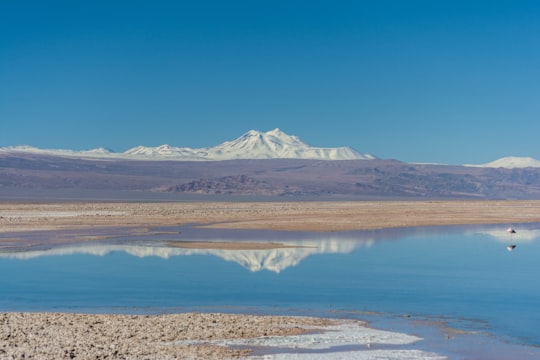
[2,200,540,234]
[3,200,540,251]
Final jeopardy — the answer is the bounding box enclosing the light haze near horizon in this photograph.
[1,1,539,164]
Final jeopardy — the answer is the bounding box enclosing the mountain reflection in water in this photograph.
[2,223,540,352]
[0,237,372,273]
[2,224,539,272]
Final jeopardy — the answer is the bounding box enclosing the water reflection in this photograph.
[2,223,540,351]
[474,228,540,244]
[0,238,373,273]
[1,223,539,273]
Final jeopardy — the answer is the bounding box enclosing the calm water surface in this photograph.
[1,223,539,353]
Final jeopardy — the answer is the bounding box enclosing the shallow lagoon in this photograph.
[1,223,539,358]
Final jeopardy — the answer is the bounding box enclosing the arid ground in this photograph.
[2,200,540,234]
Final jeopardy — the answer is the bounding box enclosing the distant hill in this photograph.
[1,154,540,200]
[469,156,540,169]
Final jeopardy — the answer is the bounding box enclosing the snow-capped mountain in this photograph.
[467,156,540,169]
[4,130,537,166]
[203,128,374,160]
[0,129,376,161]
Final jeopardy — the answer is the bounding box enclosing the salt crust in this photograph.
[248,350,446,360]
[175,320,447,359]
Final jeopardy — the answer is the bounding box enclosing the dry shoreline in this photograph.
[2,200,540,252]
[2,200,540,234]
[0,312,334,359]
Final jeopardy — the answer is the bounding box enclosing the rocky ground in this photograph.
[0,312,333,359]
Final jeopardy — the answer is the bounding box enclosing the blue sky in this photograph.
[1,1,539,164]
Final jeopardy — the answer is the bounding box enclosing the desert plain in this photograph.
[2,200,540,359]
[2,200,540,234]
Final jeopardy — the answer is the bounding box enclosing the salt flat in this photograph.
[1,200,540,234]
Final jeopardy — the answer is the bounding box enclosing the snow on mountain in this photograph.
[0,145,114,158]
[205,128,374,160]
[82,147,114,155]
[0,129,376,161]
[467,156,540,169]
[124,144,206,160]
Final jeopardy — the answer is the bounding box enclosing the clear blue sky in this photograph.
[1,0,539,164]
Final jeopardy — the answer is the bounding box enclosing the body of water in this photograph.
[1,223,539,358]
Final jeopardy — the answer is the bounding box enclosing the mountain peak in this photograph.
[205,129,371,160]
[265,128,290,138]
[267,127,282,134]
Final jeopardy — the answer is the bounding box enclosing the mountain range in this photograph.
[3,128,537,167]
[0,128,375,162]
[2,129,540,200]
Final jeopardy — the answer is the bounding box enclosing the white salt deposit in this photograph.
[177,320,447,359]
[224,321,421,349]
[248,349,446,360]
